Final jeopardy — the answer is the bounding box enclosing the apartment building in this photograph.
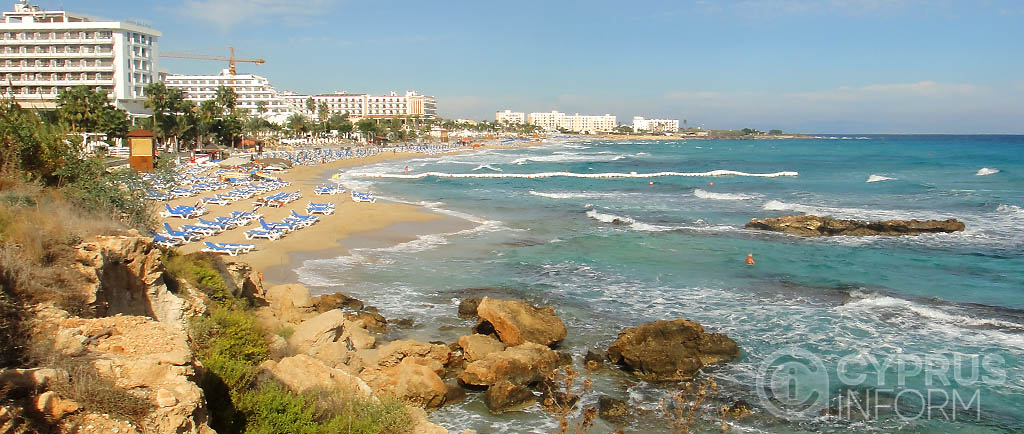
[0,1,160,116]
[632,116,679,133]
[495,109,525,124]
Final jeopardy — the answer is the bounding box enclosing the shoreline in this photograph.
[168,141,534,286]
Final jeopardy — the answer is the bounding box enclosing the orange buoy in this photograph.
[746,253,755,265]
[709,182,714,187]
[565,169,569,173]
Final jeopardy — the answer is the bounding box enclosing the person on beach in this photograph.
[746,253,755,265]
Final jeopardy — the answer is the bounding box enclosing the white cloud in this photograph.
[176,0,342,28]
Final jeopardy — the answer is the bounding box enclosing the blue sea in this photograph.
[300,136,1024,433]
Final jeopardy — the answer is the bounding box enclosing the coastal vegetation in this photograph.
[164,251,412,434]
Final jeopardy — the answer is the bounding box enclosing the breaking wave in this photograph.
[693,189,757,200]
[866,174,896,183]
[977,168,1000,176]
[352,170,799,180]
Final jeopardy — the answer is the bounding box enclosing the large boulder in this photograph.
[456,334,506,363]
[264,284,316,324]
[372,340,452,368]
[745,215,966,236]
[288,309,374,354]
[458,342,560,387]
[485,380,536,414]
[475,298,566,347]
[607,319,739,381]
[311,292,364,312]
[260,354,373,397]
[377,357,448,409]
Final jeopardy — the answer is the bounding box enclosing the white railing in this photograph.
[106,146,129,158]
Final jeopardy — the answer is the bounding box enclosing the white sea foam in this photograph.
[996,204,1024,217]
[866,174,895,183]
[511,152,627,165]
[585,209,728,233]
[844,293,1021,329]
[976,167,1000,176]
[693,188,757,200]
[355,169,799,180]
[471,164,503,172]
[761,200,949,221]
[586,209,633,225]
[529,190,615,200]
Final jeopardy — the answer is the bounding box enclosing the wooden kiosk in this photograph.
[127,129,157,172]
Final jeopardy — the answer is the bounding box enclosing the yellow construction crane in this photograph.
[160,46,265,75]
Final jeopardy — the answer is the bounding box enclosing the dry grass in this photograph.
[662,377,734,434]
[29,339,154,427]
[542,367,597,434]
[0,178,128,318]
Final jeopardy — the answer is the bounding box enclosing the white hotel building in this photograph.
[163,69,294,122]
[632,117,679,133]
[527,110,616,133]
[0,2,160,116]
[495,109,525,124]
[283,90,438,120]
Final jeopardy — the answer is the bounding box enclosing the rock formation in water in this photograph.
[607,318,740,381]
[745,215,965,236]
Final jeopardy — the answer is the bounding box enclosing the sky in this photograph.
[34,0,1024,133]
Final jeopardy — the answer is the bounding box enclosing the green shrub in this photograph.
[239,385,414,434]
[238,383,319,434]
[313,392,413,434]
[163,252,240,308]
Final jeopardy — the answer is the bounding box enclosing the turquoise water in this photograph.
[301,136,1024,433]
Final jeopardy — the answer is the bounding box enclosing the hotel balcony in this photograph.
[8,78,114,86]
[0,65,114,72]
[0,36,115,44]
[0,51,114,58]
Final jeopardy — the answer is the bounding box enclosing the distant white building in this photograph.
[527,110,616,133]
[0,1,161,116]
[163,69,293,122]
[495,109,525,124]
[283,90,437,120]
[632,117,679,133]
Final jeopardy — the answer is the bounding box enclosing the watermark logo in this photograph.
[756,348,830,418]
[755,348,1006,422]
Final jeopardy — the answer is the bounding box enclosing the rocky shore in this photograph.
[0,234,744,433]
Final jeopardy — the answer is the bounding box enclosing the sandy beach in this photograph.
[167,148,473,285]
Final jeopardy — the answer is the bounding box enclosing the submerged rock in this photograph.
[597,395,630,422]
[745,215,965,236]
[607,319,739,381]
[458,297,482,317]
[475,297,567,347]
[485,380,536,414]
[311,292,364,312]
